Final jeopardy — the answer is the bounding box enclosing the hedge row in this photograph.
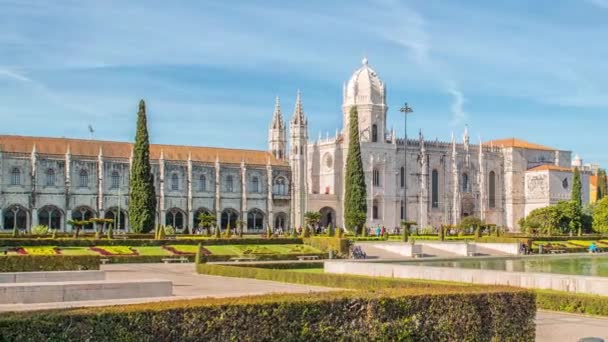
[303,237,350,256]
[197,263,471,290]
[0,237,304,247]
[0,285,536,341]
[536,290,608,316]
[200,253,327,263]
[0,255,100,272]
[228,261,324,270]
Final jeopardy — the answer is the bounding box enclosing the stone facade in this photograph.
[0,137,291,232]
[291,58,586,231]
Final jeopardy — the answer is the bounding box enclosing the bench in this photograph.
[549,249,566,254]
[161,257,189,264]
[229,257,257,262]
[100,258,110,265]
[296,255,319,261]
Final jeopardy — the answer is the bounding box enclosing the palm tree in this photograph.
[304,211,321,235]
[197,212,216,236]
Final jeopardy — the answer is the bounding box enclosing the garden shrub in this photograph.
[31,225,49,235]
[0,255,100,272]
[0,286,536,342]
[303,237,350,256]
[536,290,608,316]
[0,237,304,247]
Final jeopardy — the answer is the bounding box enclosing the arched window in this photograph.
[372,199,380,219]
[247,209,264,230]
[226,175,234,192]
[3,205,28,230]
[38,206,62,229]
[10,168,21,186]
[432,169,439,208]
[171,173,179,191]
[111,171,120,189]
[221,208,238,229]
[489,171,496,208]
[274,212,287,230]
[193,208,211,228]
[373,169,380,187]
[104,209,126,230]
[400,166,405,188]
[372,124,378,142]
[72,207,94,229]
[46,169,56,186]
[79,169,88,188]
[462,173,469,192]
[165,208,185,229]
[250,176,259,193]
[400,200,405,220]
[273,177,287,195]
[198,174,207,192]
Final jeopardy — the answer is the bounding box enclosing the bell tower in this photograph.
[289,90,308,229]
[268,96,286,160]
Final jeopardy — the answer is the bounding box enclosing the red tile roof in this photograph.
[484,138,555,151]
[0,135,287,166]
[527,164,571,172]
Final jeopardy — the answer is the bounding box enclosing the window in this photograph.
[462,173,469,192]
[79,169,88,188]
[46,169,56,186]
[226,175,234,192]
[400,167,405,188]
[171,173,179,191]
[10,168,21,185]
[274,177,287,195]
[372,199,380,219]
[372,169,380,187]
[372,124,378,142]
[432,169,439,208]
[400,200,405,220]
[221,209,238,229]
[38,206,61,229]
[165,208,185,229]
[72,207,94,229]
[562,178,569,190]
[247,209,264,230]
[489,171,496,208]
[198,174,207,192]
[111,171,120,189]
[250,176,259,193]
[3,205,27,230]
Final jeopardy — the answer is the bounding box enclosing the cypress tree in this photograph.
[597,169,607,201]
[129,100,157,233]
[344,106,367,234]
[572,167,582,207]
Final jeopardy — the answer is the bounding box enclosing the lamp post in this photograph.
[400,102,413,222]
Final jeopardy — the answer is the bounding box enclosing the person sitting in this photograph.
[589,242,600,254]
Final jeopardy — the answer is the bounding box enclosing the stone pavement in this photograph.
[536,310,608,341]
[0,263,333,312]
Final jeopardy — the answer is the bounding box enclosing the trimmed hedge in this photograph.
[536,290,608,316]
[303,237,350,256]
[0,237,304,247]
[0,285,536,341]
[231,261,324,270]
[198,263,475,290]
[0,255,100,272]
[200,253,327,263]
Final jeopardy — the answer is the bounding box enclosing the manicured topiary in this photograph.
[214,225,221,239]
[344,107,367,234]
[438,225,445,241]
[266,224,273,238]
[129,100,157,233]
[194,243,202,265]
[402,226,409,242]
[107,224,114,239]
[51,229,57,239]
[12,224,18,238]
[326,224,334,237]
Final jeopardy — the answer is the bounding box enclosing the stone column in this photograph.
[215,157,221,228]
[187,152,193,232]
[419,139,429,227]
[159,150,166,226]
[451,136,460,225]
[266,162,274,231]
[97,147,104,219]
[478,142,486,221]
[30,144,38,229]
[241,161,247,231]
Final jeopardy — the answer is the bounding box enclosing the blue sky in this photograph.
[1,0,607,165]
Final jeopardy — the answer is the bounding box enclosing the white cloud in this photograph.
[447,84,467,125]
[0,67,31,82]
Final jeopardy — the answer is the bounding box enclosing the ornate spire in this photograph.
[291,90,306,125]
[463,124,470,149]
[271,96,284,129]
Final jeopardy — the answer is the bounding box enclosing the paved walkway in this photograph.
[0,263,333,312]
[537,310,608,341]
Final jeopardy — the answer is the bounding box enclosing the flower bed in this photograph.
[90,246,138,256]
[163,245,210,256]
[22,246,60,255]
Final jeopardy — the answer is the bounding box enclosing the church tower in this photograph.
[342,57,388,144]
[289,90,308,229]
[268,96,286,160]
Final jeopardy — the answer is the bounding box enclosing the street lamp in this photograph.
[400,102,413,222]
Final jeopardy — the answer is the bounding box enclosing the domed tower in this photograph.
[342,57,388,144]
[289,90,308,228]
[268,96,286,160]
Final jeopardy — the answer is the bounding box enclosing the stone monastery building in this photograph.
[0,59,588,232]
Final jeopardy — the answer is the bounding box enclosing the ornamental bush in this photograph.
[0,255,100,272]
[31,225,49,235]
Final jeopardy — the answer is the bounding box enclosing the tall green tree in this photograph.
[597,169,607,201]
[572,167,582,207]
[593,196,608,233]
[344,106,367,234]
[129,100,157,233]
